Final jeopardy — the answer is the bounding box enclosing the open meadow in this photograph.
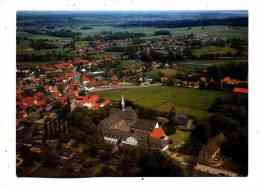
[95,86,228,120]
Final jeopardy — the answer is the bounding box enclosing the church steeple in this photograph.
[121,96,125,112]
[155,122,159,128]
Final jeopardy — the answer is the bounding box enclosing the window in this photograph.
[125,136,138,146]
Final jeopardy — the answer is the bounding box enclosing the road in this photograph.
[88,83,162,93]
[193,163,239,176]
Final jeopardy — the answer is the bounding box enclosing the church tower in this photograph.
[121,96,125,112]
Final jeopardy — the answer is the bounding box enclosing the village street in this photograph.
[193,163,239,176]
[88,83,162,93]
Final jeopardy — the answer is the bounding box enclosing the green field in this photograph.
[192,46,237,58]
[73,25,247,39]
[95,86,228,120]
[17,25,248,40]
[17,31,70,41]
[146,68,177,79]
[169,129,191,149]
[172,26,248,39]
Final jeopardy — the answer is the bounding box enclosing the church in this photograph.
[99,96,169,151]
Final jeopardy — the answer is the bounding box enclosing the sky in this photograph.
[7,0,249,11]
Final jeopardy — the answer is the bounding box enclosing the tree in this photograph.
[137,150,183,176]
[58,84,65,94]
[98,166,118,176]
[165,106,177,135]
[35,84,45,93]
[181,123,208,155]
[209,113,240,138]
[207,94,248,175]
[80,116,97,134]
[154,30,171,36]
[79,90,86,96]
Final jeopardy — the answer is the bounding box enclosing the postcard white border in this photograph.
[0,0,259,186]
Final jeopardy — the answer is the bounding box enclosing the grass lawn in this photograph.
[95,86,228,120]
[169,129,191,149]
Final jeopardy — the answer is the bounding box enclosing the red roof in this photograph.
[75,95,111,110]
[34,92,45,100]
[20,97,34,107]
[82,75,91,82]
[72,81,80,86]
[64,72,74,80]
[72,58,90,65]
[54,63,73,69]
[34,99,46,107]
[102,99,111,106]
[44,85,49,92]
[88,95,99,103]
[18,97,34,110]
[18,90,47,111]
[76,96,85,101]
[40,64,54,71]
[16,88,22,98]
[111,80,118,85]
[233,87,248,94]
[150,127,166,139]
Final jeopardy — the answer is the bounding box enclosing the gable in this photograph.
[150,127,166,139]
